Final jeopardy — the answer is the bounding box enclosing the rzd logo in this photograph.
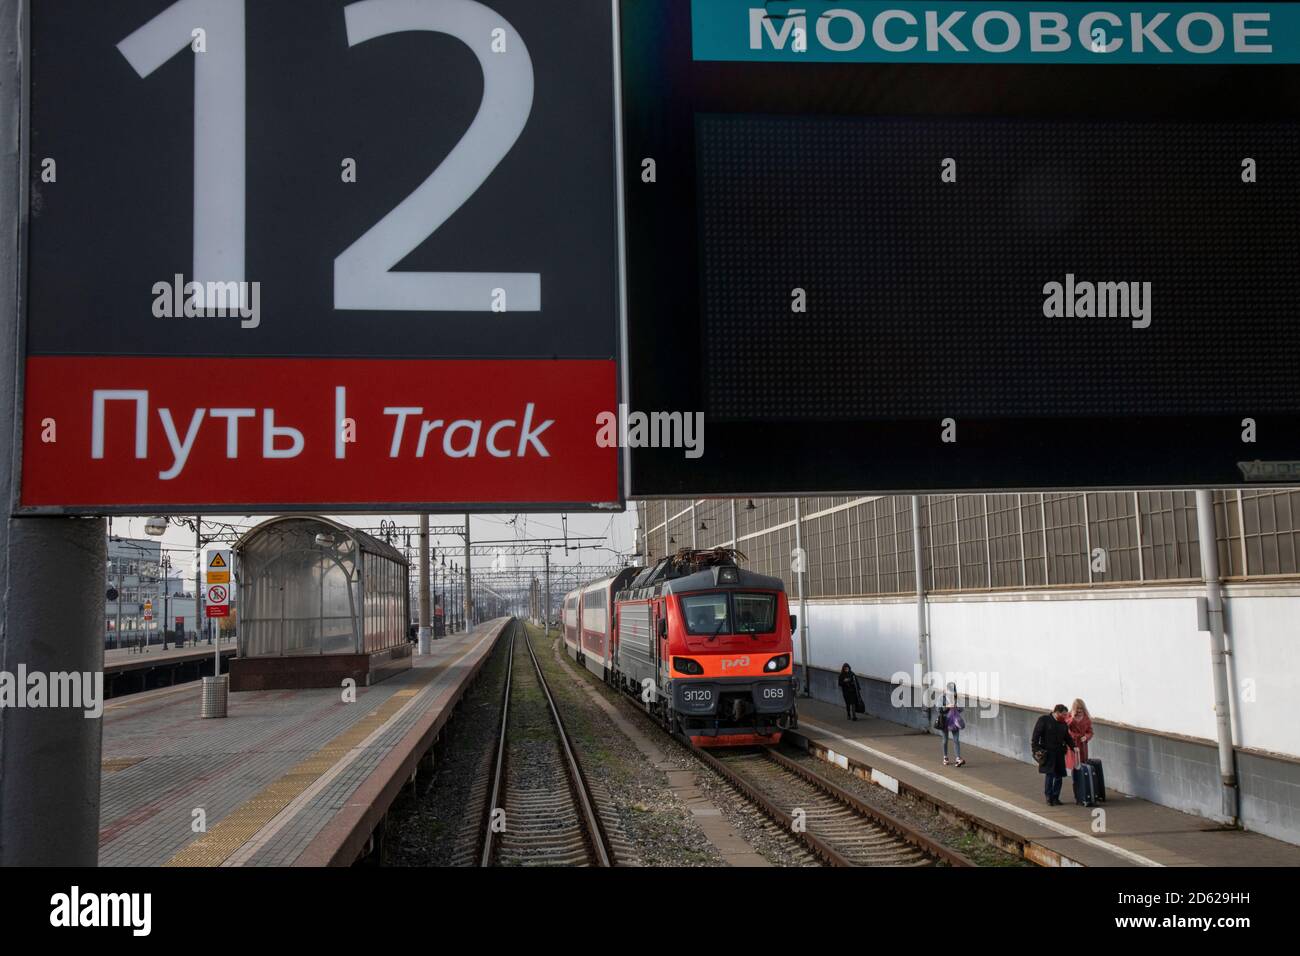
[720,656,751,672]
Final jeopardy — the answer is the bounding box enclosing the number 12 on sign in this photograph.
[116,0,540,313]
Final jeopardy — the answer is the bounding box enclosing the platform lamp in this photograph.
[142,518,170,653]
[159,552,172,651]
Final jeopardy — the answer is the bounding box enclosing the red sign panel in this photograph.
[21,358,619,512]
[205,583,229,619]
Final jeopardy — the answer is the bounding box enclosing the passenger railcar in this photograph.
[565,549,798,747]
[562,589,581,659]
[565,570,639,681]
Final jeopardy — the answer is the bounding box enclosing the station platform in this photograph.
[104,640,239,697]
[104,640,236,673]
[98,619,508,866]
[788,698,1300,867]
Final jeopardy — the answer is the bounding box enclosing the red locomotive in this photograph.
[563,549,798,746]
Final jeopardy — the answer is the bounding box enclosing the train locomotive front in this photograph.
[611,550,798,747]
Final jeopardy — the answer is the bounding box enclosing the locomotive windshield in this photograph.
[681,593,729,635]
[733,593,776,634]
[680,591,778,637]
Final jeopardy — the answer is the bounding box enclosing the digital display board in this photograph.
[622,0,1300,495]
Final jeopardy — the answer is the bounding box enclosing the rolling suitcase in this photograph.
[1073,762,1099,807]
[1086,758,1106,802]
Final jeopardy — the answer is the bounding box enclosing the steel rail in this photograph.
[521,622,613,867]
[479,621,516,866]
[763,747,974,866]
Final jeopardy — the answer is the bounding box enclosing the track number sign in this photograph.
[19,0,623,513]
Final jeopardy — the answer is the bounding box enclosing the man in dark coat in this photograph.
[1032,704,1073,805]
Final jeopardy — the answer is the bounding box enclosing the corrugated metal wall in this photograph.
[637,490,1300,597]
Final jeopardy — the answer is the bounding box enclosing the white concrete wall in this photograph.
[800,584,1298,759]
[1224,593,1300,758]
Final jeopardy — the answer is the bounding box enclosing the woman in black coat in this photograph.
[838,663,860,721]
[1032,704,1073,805]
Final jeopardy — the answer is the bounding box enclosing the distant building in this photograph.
[105,537,224,647]
[105,537,159,647]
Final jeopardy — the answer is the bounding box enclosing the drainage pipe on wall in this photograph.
[794,498,811,696]
[912,496,932,720]
[1195,489,1240,825]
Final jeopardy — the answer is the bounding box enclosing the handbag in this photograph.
[934,711,946,731]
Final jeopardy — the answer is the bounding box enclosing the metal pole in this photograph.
[417,515,431,653]
[1016,493,1026,587]
[912,496,930,710]
[163,557,170,649]
[115,564,123,650]
[0,518,106,865]
[544,549,551,638]
[463,515,472,630]
[0,2,106,857]
[1195,490,1239,824]
[1083,493,1094,584]
[730,498,737,549]
[793,498,810,695]
[953,494,962,590]
[1040,495,1050,585]
[1236,490,1248,577]
[198,519,213,672]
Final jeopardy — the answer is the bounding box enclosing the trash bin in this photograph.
[201,674,229,719]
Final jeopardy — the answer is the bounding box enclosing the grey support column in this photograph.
[0,520,106,865]
[1,0,107,866]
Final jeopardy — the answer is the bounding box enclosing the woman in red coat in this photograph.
[1067,698,1094,764]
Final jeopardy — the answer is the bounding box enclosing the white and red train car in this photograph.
[562,550,798,747]
[563,568,639,681]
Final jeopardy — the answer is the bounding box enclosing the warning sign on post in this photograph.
[205,550,232,618]
[207,550,231,585]
[143,599,153,622]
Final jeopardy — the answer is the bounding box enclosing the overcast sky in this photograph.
[110,510,641,598]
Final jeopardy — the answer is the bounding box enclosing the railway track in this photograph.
[692,745,974,867]
[480,621,614,867]
[546,627,975,867]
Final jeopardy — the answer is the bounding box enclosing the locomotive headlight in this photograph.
[673,657,704,675]
[764,655,790,672]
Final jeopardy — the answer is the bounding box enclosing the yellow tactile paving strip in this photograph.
[102,757,145,773]
[164,668,445,867]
